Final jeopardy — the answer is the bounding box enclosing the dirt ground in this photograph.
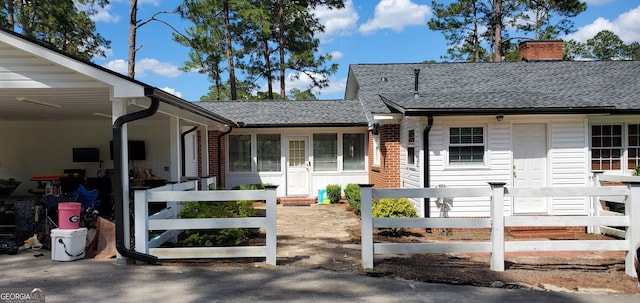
[340,206,639,295]
[168,202,640,295]
[362,228,638,294]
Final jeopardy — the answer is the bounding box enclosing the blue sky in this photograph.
[91,0,640,101]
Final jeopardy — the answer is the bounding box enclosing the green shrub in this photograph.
[231,183,267,190]
[179,200,255,246]
[344,184,361,215]
[326,184,342,204]
[372,198,417,237]
[634,166,640,176]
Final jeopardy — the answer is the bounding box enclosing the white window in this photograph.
[313,133,338,171]
[343,133,365,171]
[448,127,485,165]
[257,134,281,172]
[229,134,252,172]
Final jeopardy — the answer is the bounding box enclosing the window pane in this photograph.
[314,134,337,171]
[289,140,306,167]
[257,134,281,172]
[229,135,251,172]
[343,133,365,171]
[591,125,622,171]
[449,127,484,165]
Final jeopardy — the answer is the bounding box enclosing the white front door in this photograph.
[286,136,310,196]
[513,123,548,214]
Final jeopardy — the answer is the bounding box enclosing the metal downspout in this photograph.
[181,126,198,178]
[113,97,160,264]
[216,125,233,189]
[423,116,434,220]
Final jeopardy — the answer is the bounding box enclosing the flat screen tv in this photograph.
[110,140,146,160]
[72,148,100,163]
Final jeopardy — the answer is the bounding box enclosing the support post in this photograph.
[134,189,148,254]
[265,185,278,265]
[624,181,640,277]
[360,184,374,269]
[489,182,506,272]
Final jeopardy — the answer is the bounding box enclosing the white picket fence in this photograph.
[360,179,640,277]
[133,181,278,265]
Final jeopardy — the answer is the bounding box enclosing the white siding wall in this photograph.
[549,118,589,214]
[401,115,591,218]
[399,118,424,213]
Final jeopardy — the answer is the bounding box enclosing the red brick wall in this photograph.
[368,124,401,188]
[207,130,226,188]
[519,40,564,61]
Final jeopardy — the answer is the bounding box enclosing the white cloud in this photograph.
[330,51,344,60]
[87,4,120,23]
[103,59,128,74]
[316,77,347,99]
[314,0,359,40]
[139,0,162,6]
[102,58,182,78]
[160,87,183,98]
[255,71,345,99]
[565,5,640,43]
[583,0,614,5]
[359,0,431,35]
[137,58,183,78]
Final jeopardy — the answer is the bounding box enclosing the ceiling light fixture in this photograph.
[92,112,112,118]
[16,97,62,108]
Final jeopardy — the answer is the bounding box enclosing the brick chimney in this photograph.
[519,40,564,61]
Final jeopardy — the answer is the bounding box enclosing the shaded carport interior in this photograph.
[0,29,236,262]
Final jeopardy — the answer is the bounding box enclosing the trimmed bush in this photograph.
[372,197,417,237]
[344,184,361,215]
[326,184,342,204]
[179,200,255,246]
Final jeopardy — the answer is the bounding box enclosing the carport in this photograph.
[0,29,236,262]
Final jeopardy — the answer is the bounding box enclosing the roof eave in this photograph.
[146,88,239,127]
[400,107,626,116]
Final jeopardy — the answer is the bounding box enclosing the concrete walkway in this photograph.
[0,203,638,302]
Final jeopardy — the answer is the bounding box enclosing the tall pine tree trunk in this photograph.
[128,0,137,78]
[493,0,502,62]
[278,0,286,99]
[263,38,274,100]
[223,1,238,100]
[472,1,479,62]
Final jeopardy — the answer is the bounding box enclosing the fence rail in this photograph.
[134,183,278,265]
[360,180,640,277]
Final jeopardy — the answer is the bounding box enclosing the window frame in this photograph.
[228,134,252,172]
[256,133,282,172]
[445,125,487,167]
[342,133,366,171]
[407,129,416,166]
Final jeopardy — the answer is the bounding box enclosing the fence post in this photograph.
[489,182,506,272]
[264,185,278,266]
[360,184,374,269]
[623,180,640,277]
[134,189,148,254]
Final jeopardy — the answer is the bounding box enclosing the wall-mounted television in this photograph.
[72,148,100,163]
[110,140,146,161]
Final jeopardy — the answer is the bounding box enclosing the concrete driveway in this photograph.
[0,250,638,303]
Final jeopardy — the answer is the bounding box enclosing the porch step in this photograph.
[508,228,575,240]
[278,197,317,206]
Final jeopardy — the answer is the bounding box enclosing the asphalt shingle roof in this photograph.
[350,61,640,115]
[196,100,368,127]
